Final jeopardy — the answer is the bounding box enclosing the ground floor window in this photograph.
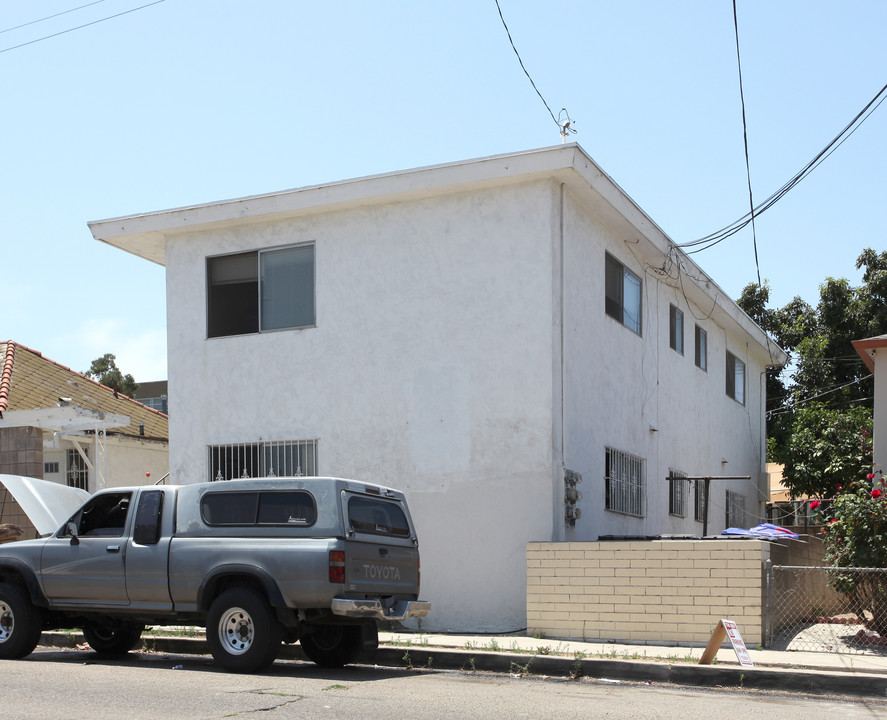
[726,490,747,528]
[668,470,687,517]
[66,448,88,491]
[694,479,706,522]
[605,447,645,517]
[207,440,317,482]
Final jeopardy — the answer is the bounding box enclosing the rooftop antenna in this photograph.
[558,108,577,143]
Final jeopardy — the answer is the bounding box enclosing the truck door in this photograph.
[124,489,174,610]
[40,491,132,606]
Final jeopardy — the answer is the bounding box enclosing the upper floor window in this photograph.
[605,253,642,335]
[695,325,707,371]
[726,351,746,405]
[207,244,315,338]
[669,305,684,354]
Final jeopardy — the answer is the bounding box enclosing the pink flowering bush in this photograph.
[822,465,887,632]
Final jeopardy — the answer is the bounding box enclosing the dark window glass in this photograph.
[201,492,259,525]
[348,497,410,538]
[669,305,684,354]
[695,325,707,370]
[726,351,745,404]
[605,253,642,335]
[133,490,164,545]
[69,492,132,537]
[207,252,259,338]
[257,491,317,526]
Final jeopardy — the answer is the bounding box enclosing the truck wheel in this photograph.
[207,588,282,673]
[0,582,43,659]
[83,624,145,656]
[300,625,363,668]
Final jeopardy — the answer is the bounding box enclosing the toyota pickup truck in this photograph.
[0,475,430,672]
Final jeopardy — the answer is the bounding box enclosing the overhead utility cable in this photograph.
[731,0,762,288]
[679,79,887,255]
[0,0,166,55]
[493,0,576,139]
[0,1,107,35]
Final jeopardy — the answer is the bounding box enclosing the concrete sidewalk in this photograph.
[38,629,887,700]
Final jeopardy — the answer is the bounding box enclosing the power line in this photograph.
[679,80,887,254]
[0,0,166,55]
[731,0,762,288]
[0,1,107,35]
[493,0,575,139]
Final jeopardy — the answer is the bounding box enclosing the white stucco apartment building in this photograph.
[89,144,785,631]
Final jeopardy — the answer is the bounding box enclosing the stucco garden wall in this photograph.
[527,539,773,646]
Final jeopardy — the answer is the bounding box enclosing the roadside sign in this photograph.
[699,619,755,668]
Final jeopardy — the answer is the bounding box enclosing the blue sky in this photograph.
[2,0,884,381]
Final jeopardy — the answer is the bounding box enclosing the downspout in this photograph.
[553,182,566,541]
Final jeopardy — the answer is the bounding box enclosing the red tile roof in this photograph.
[0,340,168,440]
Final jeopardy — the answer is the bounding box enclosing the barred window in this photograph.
[694,479,706,523]
[668,470,687,517]
[66,448,88,491]
[605,447,645,517]
[208,440,317,482]
[726,490,747,528]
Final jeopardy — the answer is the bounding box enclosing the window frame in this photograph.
[201,490,318,527]
[206,243,316,339]
[695,325,707,371]
[605,447,646,517]
[605,253,642,335]
[668,470,687,517]
[726,351,746,405]
[669,305,684,355]
[725,490,747,529]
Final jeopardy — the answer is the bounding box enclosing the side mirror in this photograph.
[67,522,80,545]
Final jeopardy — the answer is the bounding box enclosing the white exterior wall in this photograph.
[166,181,559,631]
[558,188,770,540]
[43,436,169,492]
[874,349,887,477]
[93,145,781,632]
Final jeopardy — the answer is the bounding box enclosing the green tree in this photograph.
[84,353,139,397]
[781,404,872,498]
[737,248,885,494]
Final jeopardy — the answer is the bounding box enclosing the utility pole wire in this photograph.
[0,0,166,55]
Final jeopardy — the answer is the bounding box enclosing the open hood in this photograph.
[0,474,90,536]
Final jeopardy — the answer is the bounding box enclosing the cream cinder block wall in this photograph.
[527,540,769,645]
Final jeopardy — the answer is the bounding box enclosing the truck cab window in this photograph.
[68,492,132,537]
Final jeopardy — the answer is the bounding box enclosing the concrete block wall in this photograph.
[527,540,767,646]
[0,426,43,479]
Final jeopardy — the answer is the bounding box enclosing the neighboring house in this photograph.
[89,144,786,631]
[854,334,887,477]
[133,380,169,415]
[0,341,169,538]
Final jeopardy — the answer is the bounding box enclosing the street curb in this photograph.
[39,632,887,699]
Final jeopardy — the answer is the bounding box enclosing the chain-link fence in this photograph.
[767,564,887,654]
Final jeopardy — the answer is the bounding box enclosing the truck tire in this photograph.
[300,625,363,668]
[206,587,282,673]
[0,582,43,660]
[83,624,145,656]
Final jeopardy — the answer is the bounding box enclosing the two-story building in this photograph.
[89,144,785,631]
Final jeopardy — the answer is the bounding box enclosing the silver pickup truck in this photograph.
[0,476,430,673]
